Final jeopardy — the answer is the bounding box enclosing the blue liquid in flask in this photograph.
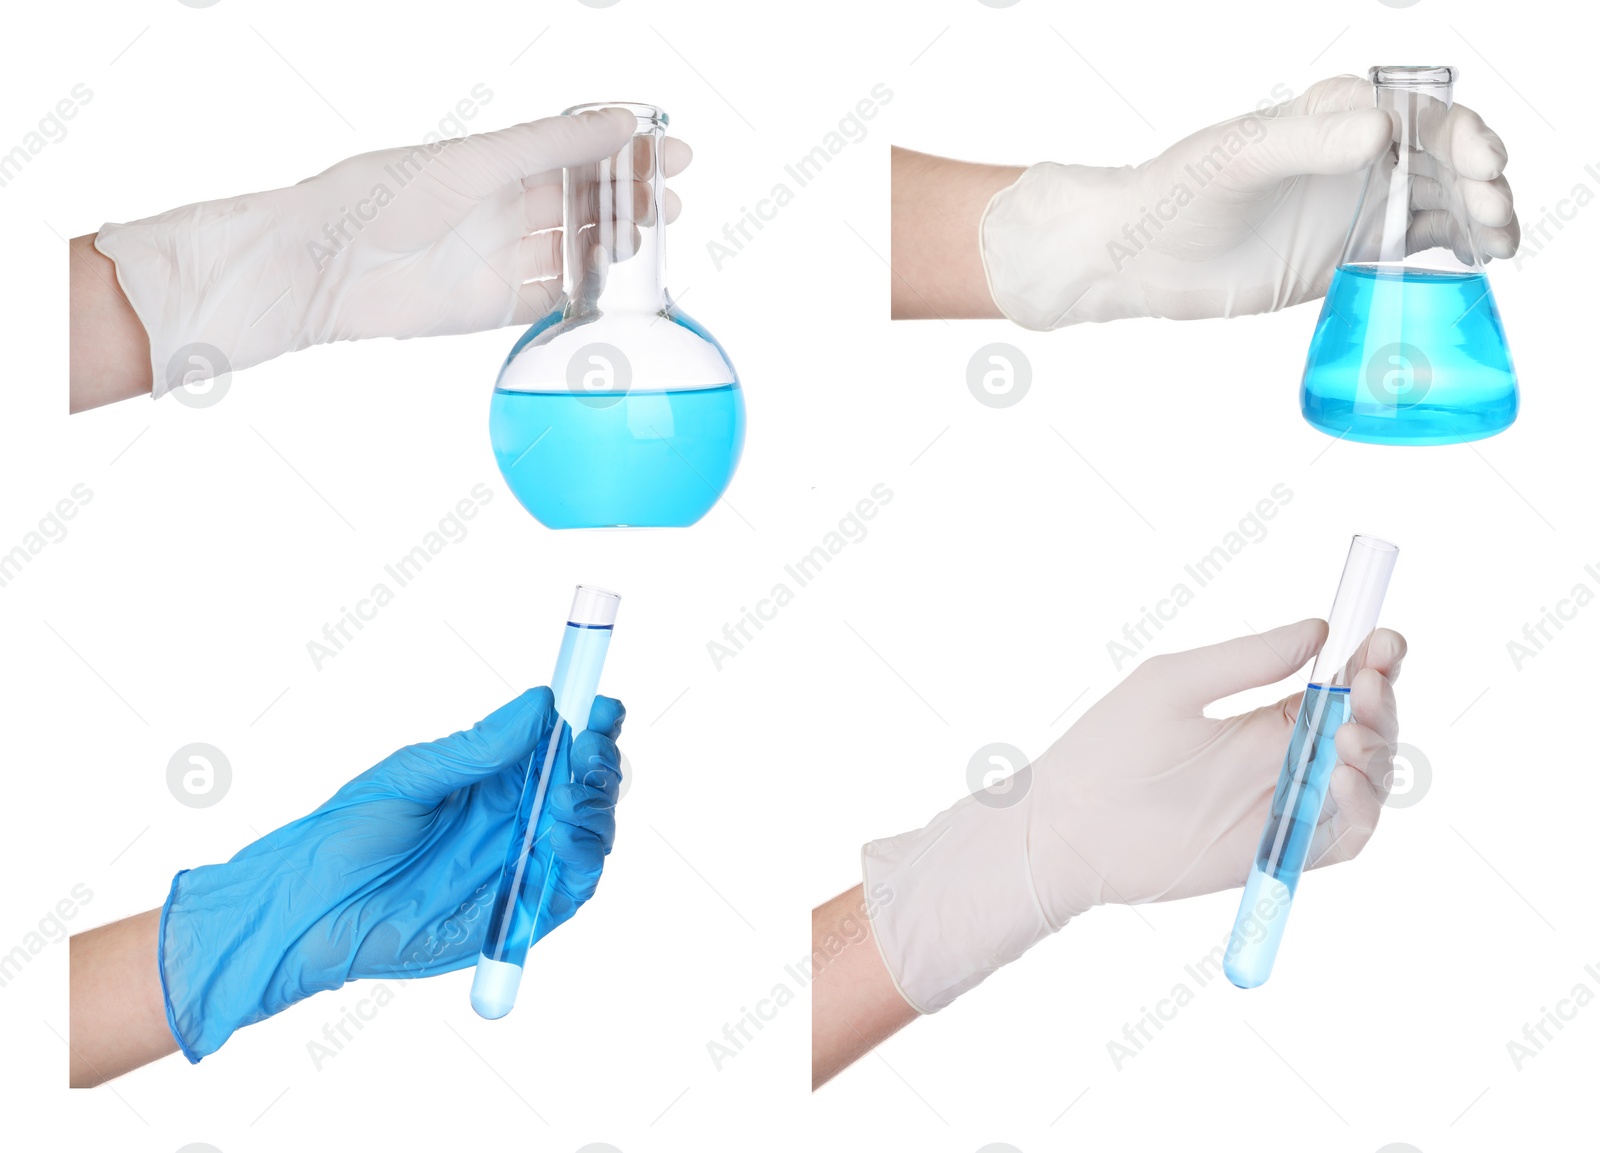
[1224,683,1351,989]
[490,383,746,529]
[1300,265,1517,446]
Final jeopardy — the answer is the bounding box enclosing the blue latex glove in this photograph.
[159,687,624,1062]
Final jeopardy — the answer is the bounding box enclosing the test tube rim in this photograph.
[1349,534,1398,553]
[1368,65,1457,87]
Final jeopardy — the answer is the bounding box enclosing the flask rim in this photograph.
[562,101,668,129]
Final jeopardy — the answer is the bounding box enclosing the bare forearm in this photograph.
[811,884,918,1089]
[889,146,1020,320]
[69,233,152,413]
[70,908,176,1086]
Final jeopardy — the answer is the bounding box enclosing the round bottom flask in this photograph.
[491,103,745,528]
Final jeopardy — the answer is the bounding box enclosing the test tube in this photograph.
[1224,536,1398,989]
[471,585,619,1019]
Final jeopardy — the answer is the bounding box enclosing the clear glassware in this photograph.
[490,102,745,528]
[1300,66,1518,446]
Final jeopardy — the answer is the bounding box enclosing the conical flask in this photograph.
[1300,66,1518,445]
[491,102,745,528]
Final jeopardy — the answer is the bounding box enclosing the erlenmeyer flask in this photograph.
[1300,66,1518,446]
[490,102,745,528]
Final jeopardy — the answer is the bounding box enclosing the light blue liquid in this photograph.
[1224,683,1351,989]
[1301,264,1517,445]
[490,384,745,528]
[474,621,612,1018]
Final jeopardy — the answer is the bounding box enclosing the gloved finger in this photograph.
[1360,627,1406,684]
[1347,664,1399,746]
[1144,618,1327,710]
[1406,163,1522,257]
[545,732,621,850]
[569,731,624,820]
[1228,108,1391,192]
[1478,220,1521,261]
[372,687,555,804]
[661,136,692,178]
[1284,75,1378,116]
[516,230,563,284]
[664,186,682,225]
[506,275,564,327]
[560,176,661,232]
[518,134,690,188]
[1336,712,1396,786]
[451,108,637,199]
[1410,173,1516,230]
[1417,101,1509,182]
[522,183,564,232]
[1405,208,1476,264]
[1307,761,1384,867]
[586,694,626,741]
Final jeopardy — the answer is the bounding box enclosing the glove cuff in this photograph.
[160,848,342,1061]
[861,792,1054,1013]
[980,161,1148,330]
[95,188,309,397]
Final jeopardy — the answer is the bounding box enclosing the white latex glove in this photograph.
[980,75,1518,329]
[862,618,1405,1013]
[95,108,688,396]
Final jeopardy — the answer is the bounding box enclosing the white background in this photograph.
[2,0,1595,1150]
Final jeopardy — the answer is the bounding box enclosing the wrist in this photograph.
[980,161,1148,329]
[160,852,324,1061]
[95,183,314,396]
[861,792,1053,1013]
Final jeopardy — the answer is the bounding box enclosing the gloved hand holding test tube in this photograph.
[1224,536,1398,988]
[473,585,620,1019]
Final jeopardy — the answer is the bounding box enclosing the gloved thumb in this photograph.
[1224,108,1391,193]
[446,107,638,198]
[1146,618,1328,710]
[373,687,556,804]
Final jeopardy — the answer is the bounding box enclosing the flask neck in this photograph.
[561,110,670,317]
[1341,66,1479,272]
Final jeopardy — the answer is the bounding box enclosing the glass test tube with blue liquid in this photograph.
[1224,536,1397,989]
[471,585,619,1019]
